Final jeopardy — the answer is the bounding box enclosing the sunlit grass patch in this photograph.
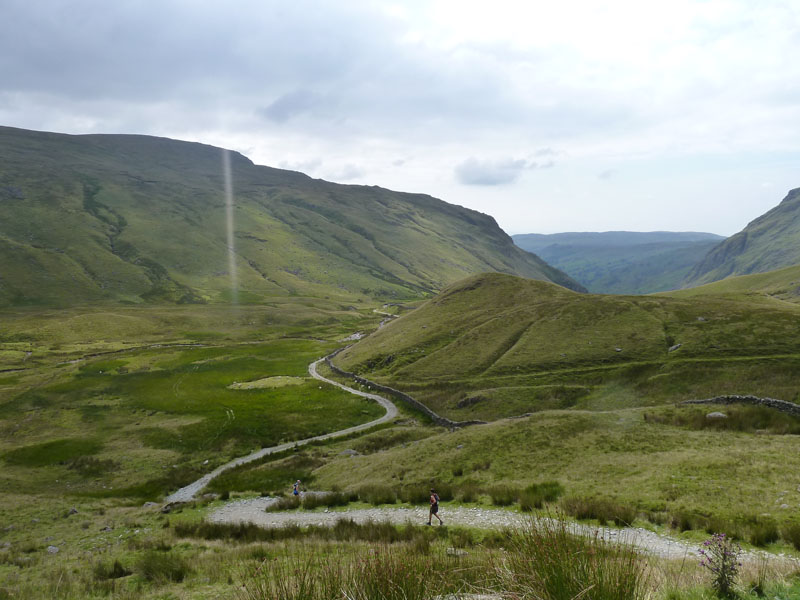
[228,375,307,389]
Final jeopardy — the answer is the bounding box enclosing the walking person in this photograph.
[293,479,301,496]
[427,488,443,525]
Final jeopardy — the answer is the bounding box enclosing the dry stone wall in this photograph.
[682,395,800,417]
[326,349,486,429]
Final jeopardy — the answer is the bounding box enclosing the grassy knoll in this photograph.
[668,263,800,304]
[333,272,800,421]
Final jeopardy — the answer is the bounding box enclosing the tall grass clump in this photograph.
[781,521,800,550]
[495,515,650,600]
[301,491,354,510]
[239,545,472,600]
[519,481,564,511]
[561,496,637,526]
[265,495,301,512]
[746,516,780,547]
[135,549,191,583]
[356,484,397,505]
[489,485,520,506]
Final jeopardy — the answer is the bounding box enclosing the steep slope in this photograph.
[334,272,800,420]
[0,126,582,307]
[684,187,800,286]
[513,231,724,294]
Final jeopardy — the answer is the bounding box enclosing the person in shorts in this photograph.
[428,488,443,525]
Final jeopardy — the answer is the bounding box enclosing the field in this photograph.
[4,276,800,598]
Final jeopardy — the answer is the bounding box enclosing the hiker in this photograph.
[293,480,301,496]
[427,488,443,525]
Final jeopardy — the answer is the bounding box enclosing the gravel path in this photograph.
[208,497,701,560]
[163,357,398,503]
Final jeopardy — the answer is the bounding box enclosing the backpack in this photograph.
[433,493,440,503]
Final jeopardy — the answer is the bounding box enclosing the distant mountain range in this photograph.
[684,187,800,287]
[0,126,583,307]
[513,231,725,294]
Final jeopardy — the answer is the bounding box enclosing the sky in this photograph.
[2,0,800,236]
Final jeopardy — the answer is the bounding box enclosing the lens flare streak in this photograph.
[222,149,238,304]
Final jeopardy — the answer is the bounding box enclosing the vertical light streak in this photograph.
[222,149,238,304]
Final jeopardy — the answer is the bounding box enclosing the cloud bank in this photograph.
[1,0,799,234]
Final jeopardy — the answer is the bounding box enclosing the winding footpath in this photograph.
[209,499,699,560]
[163,356,398,504]
[166,345,797,566]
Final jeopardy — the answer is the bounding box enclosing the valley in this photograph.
[2,129,800,599]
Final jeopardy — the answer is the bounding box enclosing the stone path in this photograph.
[163,356,397,503]
[208,497,702,560]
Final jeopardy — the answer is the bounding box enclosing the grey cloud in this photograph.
[262,90,323,123]
[455,157,531,186]
[328,164,365,181]
[598,169,616,180]
[278,157,323,173]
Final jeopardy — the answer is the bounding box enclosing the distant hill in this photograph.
[684,188,800,287]
[512,231,724,294]
[0,126,583,307]
[334,272,800,421]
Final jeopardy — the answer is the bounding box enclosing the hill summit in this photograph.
[0,126,583,306]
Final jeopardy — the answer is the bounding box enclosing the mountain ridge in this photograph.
[684,187,800,286]
[0,126,584,307]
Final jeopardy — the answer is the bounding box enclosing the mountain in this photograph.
[0,126,583,307]
[684,188,800,286]
[512,231,725,294]
[333,272,800,421]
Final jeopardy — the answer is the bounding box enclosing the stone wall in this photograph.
[682,395,800,417]
[325,351,486,429]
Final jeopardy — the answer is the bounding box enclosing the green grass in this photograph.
[334,272,800,421]
[3,438,103,467]
[0,303,391,500]
[311,406,800,531]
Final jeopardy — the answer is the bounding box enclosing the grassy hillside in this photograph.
[667,263,800,304]
[684,187,800,286]
[0,126,582,308]
[513,231,724,294]
[333,272,800,421]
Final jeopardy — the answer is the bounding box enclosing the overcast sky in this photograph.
[2,0,799,235]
